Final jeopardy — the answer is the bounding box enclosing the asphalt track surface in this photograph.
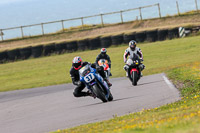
[0,73,180,133]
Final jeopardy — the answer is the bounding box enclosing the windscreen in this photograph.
[79,64,91,77]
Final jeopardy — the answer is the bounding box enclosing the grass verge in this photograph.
[0,35,200,92]
[51,62,200,133]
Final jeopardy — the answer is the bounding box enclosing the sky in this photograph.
[0,0,198,39]
[0,0,33,5]
[0,0,198,28]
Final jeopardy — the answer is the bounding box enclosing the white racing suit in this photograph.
[123,47,145,76]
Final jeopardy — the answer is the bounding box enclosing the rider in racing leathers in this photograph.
[123,40,145,76]
[70,56,109,98]
[95,48,111,68]
[124,53,142,81]
[95,48,112,86]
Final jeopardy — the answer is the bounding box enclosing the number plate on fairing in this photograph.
[84,73,95,83]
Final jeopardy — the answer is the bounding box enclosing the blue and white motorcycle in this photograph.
[79,64,113,102]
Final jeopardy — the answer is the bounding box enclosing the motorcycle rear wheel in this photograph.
[108,92,113,101]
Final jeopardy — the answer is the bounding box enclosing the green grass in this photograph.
[52,62,200,133]
[0,35,200,92]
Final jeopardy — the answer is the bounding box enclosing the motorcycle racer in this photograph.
[96,48,111,68]
[124,53,141,81]
[123,40,145,76]
[70,56,110,98]
[95,48,112,86]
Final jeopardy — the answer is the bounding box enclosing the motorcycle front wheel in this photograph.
[132,71,138,86]
[93,83,108,102]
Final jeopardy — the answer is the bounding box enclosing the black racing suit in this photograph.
[95,53,111,68]
[70,62,106,97]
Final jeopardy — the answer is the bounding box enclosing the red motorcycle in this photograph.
[98,59,111,79]
[125,55,142,86]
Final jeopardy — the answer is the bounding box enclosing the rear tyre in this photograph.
[108,92,113,101]
[93,84,108,102]
[132,71,138,86]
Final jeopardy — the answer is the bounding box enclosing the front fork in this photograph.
[96,74,110,97]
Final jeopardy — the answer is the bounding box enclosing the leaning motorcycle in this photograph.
[126,58,141,86]
[97,59,111,79]
[79,64,113,102]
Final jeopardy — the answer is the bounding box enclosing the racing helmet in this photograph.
[129,40,137,51]
[101,48,107,56]
[72,56,83,70]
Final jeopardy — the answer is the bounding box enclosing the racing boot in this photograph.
[126,72,128,77]
[109,72,112,76]
[104,78,112,87]
[139,64,145,77]
[86,91,96,99]
[140,72,143,77]
[123,65,129,77]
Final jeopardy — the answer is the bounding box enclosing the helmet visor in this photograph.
[101,52,106,56]
[73,62,82,69]
[130,45,135,50]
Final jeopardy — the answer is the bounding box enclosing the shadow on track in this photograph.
[137,80,163,86]
[74,95,142,109]
[111,95,142,102]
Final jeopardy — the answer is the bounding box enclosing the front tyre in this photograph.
[132,71,138,86]
[93,84,108,102]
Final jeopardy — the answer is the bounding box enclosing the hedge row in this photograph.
[0,27,180,64]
